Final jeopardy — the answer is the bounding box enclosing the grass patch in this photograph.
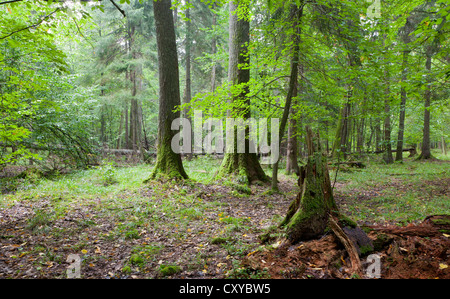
[333,157,450,225]
[27,209,55,233]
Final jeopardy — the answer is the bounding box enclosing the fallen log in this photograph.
[102,149,155,156]
[368,215,450,237]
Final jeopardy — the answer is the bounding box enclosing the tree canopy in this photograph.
[0,0,448,172]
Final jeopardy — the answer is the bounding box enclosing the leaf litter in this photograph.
[0,170,449,279]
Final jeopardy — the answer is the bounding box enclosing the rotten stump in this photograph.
[279,126,373,276]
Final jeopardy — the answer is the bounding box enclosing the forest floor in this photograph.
[0,152,449,279]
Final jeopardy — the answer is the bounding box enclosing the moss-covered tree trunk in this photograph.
[395,49,410,162]
[216,0,267,184]
[150,0,188,180]
[281,127,374,265]
[280,126,338,241]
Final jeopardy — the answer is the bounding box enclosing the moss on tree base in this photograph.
[145,141,188,182]
[280,127,368,248]
[282,151,338,242]
[216,152,268,185]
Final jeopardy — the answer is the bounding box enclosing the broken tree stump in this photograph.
[280,127,338,241]
[280,126,374,274]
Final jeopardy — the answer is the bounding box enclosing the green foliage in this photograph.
[0,0,448,182]
[99,162,119,186]
[0,1,98,169]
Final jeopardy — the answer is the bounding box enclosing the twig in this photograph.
[0,0,23,5]
[72,17,94,49]
[109,0,126,18]
[0,8,60,40]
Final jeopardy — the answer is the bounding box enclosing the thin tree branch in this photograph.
[72,16,94,49]
[109,0,126,18]
[0,0,23,5]
[0,8,60,40]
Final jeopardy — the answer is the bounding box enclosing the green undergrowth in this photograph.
[330,151,450,225]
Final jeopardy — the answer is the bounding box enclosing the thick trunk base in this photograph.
[147,141,188,181]
[281,151,337,242]
[216,152,268,185]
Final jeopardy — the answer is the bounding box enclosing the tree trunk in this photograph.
[150,0,188,180]
[124,100,130,149]
[286,104,300,176]
[216,0,267,184]
[116,109,124,149]
[383,100,394,164]
[280,128,373,266]
[211,3,218,92]
[382,39,394,164]
[356,116,365,156]
[395,50,410,161]
[272,4,302,190]
[183,3,193,160]
[418,52,433,160]
[100,105,106,145]
[441,136,446,155]
[332,100,350,159]
[286,46,303,176]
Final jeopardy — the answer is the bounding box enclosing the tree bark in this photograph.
[216,0,267,184]
[183,2,193,160]
[286,37,303,176]
[442,136,447,155]
[272,4,302,190]
[374,117,381,152]
[286,102,300,176]
[383,48,393,164]
[150,0,188,180]
[332,100,350,159]
[383,101,394,164]
[418,52,433,160]
[124,100,130,149]
[395,50,410,161]
[210,3,218,92]
[116,109,124,149]
[328,215,363,277]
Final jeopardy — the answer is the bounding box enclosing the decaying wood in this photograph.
[281,127,338,241]
[369,226,442,237]
[328,215,363,277]
[373,148,416,155]
[369,215,450,238]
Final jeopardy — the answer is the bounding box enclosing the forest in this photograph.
[0,0,449,282]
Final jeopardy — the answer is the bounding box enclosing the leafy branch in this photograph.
[0,8,60,40]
